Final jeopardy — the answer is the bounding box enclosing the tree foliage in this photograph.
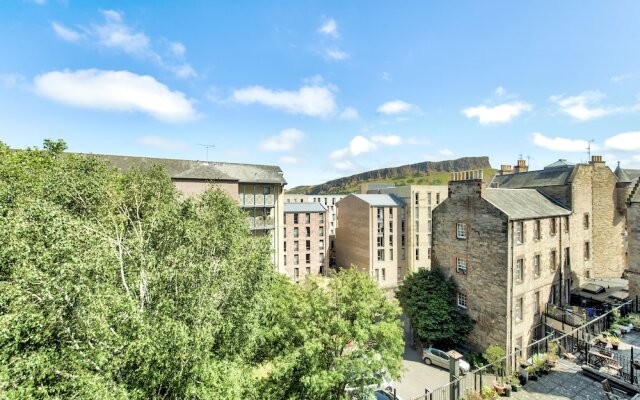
[0,141,403,399]
[396,268,473,349]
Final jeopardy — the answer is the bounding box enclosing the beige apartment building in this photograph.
[284,194,345,267]
[365,185,448,276]
[433,157,628,355]
[97,154,287,272]
[282,202,329,281]
[335,194,406,289]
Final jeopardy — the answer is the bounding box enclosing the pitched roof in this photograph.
[491,166,575,189]
[483,188,571,220]
[88,153,286,184]
[349,193,405,206]
[284,203,327,213]
[614,163,631,183]
[545,159,575,169]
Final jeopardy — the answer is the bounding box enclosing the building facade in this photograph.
[335,194,405,289]
[98,154,287,272]
[282,202,329,281]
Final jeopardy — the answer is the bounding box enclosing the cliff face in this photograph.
[290,156,492,194]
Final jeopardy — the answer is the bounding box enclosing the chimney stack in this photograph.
[513,159,528,173]
[590,155,604,164]
[499,164,513,175]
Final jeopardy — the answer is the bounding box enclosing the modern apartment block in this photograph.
[284,194,345,266]
[335,194,406,289]
[365,185,448,277]
[433,157,628,354]
[97,154,287,272]
[282,202,329,282]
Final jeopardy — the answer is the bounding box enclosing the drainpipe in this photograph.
[509,219,515,372]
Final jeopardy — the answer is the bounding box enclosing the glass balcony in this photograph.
[239,194,276,208]
[247,215,275,230]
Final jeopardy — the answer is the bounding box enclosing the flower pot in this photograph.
[529,374,538,381]
[504,385,512,397]
[612,344,619,350]
[633,361,640,370]
[512,384,519,392]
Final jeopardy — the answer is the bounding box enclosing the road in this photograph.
[394,318,450,400]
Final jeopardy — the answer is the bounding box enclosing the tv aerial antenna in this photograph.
[586,139,594,160]
[197,144,216,162]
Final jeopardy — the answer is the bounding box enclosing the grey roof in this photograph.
[350,193,405,206]
[284,203,327,213]
[545,159,575,169]
[366,183,396,190]
[491,166,575,189]
[86,153,286,184]
[625,169,640,182]
[483,188,571,220]
[615,163,631,183]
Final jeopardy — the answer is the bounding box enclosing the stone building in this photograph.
[282,202,329,281]
[96,154,287,272]
[364,185,449,277]
[284,194,345,267]
[433,156,629,354]
[335,194,405,289]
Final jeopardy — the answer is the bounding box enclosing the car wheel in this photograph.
[423,357,432,365]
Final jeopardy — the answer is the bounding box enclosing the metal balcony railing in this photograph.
[239,194,276,208]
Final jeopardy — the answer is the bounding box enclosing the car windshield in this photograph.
[374,391,394,400]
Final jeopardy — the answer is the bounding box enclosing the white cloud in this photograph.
[381,72,391,81]
[494,86,507,96]
[330,135,377,159]
[170,63,197,79]
[377,100,418,115]
[33,69,198,123]
[318,18,338,37]
[231,84,336,117]
[170,41,186,57]
[462,102,531,125]
[279,156,302,164]
[51,22,82,42]
[371,135,402,146]
[0,73,25,88]
[339,107,359,121]
[334,160,356,171]
[325,48,349,60]
[95,10,151,57]
[260,129,305,152]
[612,74,633,83]
[532,132,596,152]
[439,149,453,156]
[138,135,189,150]
[549,91,614,121]
[605,132,640,151]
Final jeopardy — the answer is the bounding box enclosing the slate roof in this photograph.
[349,193,405,206]
[614,163,631,183]
[86,153,286,184]
[483,188,571,220]
[284,203,327,213]
[545,159,575,169]
[366,183,396,190]
[491,166,575,189]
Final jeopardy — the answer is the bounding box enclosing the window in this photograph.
[415,220,419,232]
[534,255,541,278]
[377,236,384,247]
[375,269,380,281]
[516,221,524,244]
[294,254,299,265]
[401,234,406,247]
[306,227,311,237]
[294,241,299,252]
[456,223,467,239]
[564,216,570,232]
[515,297,523,322]
[377,249,385,261]
[550,218,557,235]
[389,249,393,261]
[263,186,271,195]
[294,213,299,224]
[284,255,287,266]
[320,214,324,224]
[565,247,570,267]
[382,268,386,281]
[585,270,591,279]
[389,208,393,218]
[319,226,324,237]
[294,268,299,282]
[401,250,406,260]
[456,257,467,274]
[428,193,432,205]
[535,291,541,315]
[284,242,287,252]
[457,293,467,309]
[319,252,324,261]
[389,220,393,233]
[306,240,310,251]
[516,259,524,283]
[415,193,419,205]
[294,227,299,238]
[377,207,383,219]
[415,248,420,261]
[436,193,441,204]
[414,206,419,219]
[534,220,541,240]
[305,213,311,224]
[415,234,419,245]
[550,250,557,271]
[401,220,406,232]
[284,227,287,238]
[584,242,590,260]
[306,266,311,275]
[389,235,393,246]
[306,253,310,264]
[332,198,336,205]
[319,239,324,251]
[584,213,590,230]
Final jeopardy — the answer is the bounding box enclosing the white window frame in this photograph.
[457,293,467,309]
[456,257,467,274]
[456,223,467,239]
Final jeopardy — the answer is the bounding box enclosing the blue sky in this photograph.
[1,1,640,187]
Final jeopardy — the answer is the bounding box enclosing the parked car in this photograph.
[349,389,405,400]
[345,371,394,395]
[422,346,471,374]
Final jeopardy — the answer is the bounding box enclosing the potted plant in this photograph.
[492,378,506,395]
[611,324,622,336]
[610,335,620,350]
[527,365,538,381]
[596,333,609,345]
[463,389,483,400]
[481,386,499,399]
[509,375,521,392]
[546,342,559,368]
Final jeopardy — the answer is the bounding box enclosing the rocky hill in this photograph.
[288,156,493,194]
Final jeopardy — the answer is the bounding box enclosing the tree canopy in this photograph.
[0,140,403,399]
[396,268,473,350]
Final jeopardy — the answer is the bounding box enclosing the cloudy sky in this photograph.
[2,1,640,187]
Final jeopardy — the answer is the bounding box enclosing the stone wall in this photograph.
[627,204,640,299]
[336,196,372,276]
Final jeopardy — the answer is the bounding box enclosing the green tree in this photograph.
[396,268,473,349]
[255,270,404,400]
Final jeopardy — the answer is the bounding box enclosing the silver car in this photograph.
[422,346,470,374]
